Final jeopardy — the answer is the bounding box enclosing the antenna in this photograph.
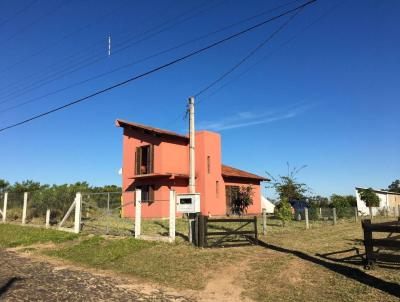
[108,34,111,57]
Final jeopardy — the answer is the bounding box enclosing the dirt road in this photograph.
[0,249,194,301]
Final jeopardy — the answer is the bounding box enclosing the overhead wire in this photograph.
[0,0,225,104]
[0,0,317,133]
[0,0,306,114]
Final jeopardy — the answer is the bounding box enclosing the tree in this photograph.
[230,185,254,216]
[8,180,43,193]
[275,198,293,227]
[388,179,400,193]
[330,194,357,218]
[266,163,309,201]
[308,195,329,208]
[0,179,9,193]
[359,188,380,218]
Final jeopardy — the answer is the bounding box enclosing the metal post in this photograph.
[46,209,50,228]
[333,208,337,225]
[188,96,196,194]
[305,208,309,230]
[2,193,7,222]
[22,192,28,224]
[262,208,267,235]
[169,190,176,242]
[354,207,358,222]
[106,192,110,234]
[74,192,82,234]
[135,189,141,239]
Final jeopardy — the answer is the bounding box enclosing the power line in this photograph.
[0,0,305,114]
[195,8,302,101]
[0,0,131,76]
[0,0,39,28]
[199,0,344,103]
[0,0,68,45]
[0,0,224,104]
[0,0,317,133]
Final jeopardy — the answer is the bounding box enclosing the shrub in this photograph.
[275,198,293,227]
[230,186,254,216]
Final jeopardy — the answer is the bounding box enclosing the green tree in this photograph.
[0,179,9,193]
[388,179,400,193]
[275,198,293,227]
[359,188,380,218]
[330,194,356,218]
[266,164,309,201]
[9,180,43,193]
[230,185,254,216]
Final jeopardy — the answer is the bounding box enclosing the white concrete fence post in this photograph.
[169,190,176,242]
[46,209,51,228]
[262,208,267,235]
[135,189,141,239]
[22,192,28,224]
[305,208,309,230]
[73,192,82,234]
[2,193,7,222]
[333,208,337,225]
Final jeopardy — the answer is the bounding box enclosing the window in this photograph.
[135,145,154,175]
[216,181,219,198]
[207,156,211,174]
[137,185,154,202]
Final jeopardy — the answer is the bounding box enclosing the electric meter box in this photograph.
[176,193,200,213]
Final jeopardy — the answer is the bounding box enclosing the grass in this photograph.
[45,236,232,290]
[1,217,399,301]
[0,223,79,248]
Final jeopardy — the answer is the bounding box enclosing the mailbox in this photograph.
[176,193,200,213]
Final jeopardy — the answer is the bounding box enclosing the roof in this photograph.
[116,119,189,141]
[222,165,269,181]
[355,187,400,196]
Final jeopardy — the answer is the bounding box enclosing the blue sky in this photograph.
[0,0,399,198]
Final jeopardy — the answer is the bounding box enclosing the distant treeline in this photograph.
[0,179,121,220]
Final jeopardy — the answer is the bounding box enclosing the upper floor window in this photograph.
[207,156,211,174]
[135,145,154,175]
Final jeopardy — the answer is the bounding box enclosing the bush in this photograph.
[275,198,293,226]
[230,186,254,216]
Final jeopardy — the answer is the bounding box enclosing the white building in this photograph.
[261,196,276,214]
[355,187,400,216]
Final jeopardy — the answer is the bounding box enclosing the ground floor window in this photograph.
[136,185,154,202]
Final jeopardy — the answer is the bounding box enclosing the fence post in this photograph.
[254,216,258,245]
[398,205,400,218]
[135,189,141,239]
[74,193,82,233]
[262,209,267,235]
[22,192,28,224]
[362,219,374,267]
[169,190,176,242]
[106,192,110,235]
[354,207,358,222]
[45,209,50,228]
[204,216,208,247]
[2,193,7,222]
[319,207,322,219]
[74,192,82,234]
[333,208,337,225]
[305,207,309,230]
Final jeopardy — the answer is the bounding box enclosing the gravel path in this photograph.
[0,250,194,301]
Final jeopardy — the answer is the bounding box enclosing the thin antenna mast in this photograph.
[108,35,111,57]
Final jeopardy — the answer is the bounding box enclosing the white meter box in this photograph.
[176,193,200,213]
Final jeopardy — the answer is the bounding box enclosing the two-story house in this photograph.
[116,119,268,218]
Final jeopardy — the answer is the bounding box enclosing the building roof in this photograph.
[222,165,269,181]
[355,187,400,196]
[116,119,189,141]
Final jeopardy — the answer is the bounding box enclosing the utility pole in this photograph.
[188,96,195,194]
[188,96,196,244]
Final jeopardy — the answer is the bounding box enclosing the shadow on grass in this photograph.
[153,221,189,241]
[0,277,23,297]
[254,239,400,299]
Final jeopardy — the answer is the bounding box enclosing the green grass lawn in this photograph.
[0,224,78,248]
[0,217,399,301]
